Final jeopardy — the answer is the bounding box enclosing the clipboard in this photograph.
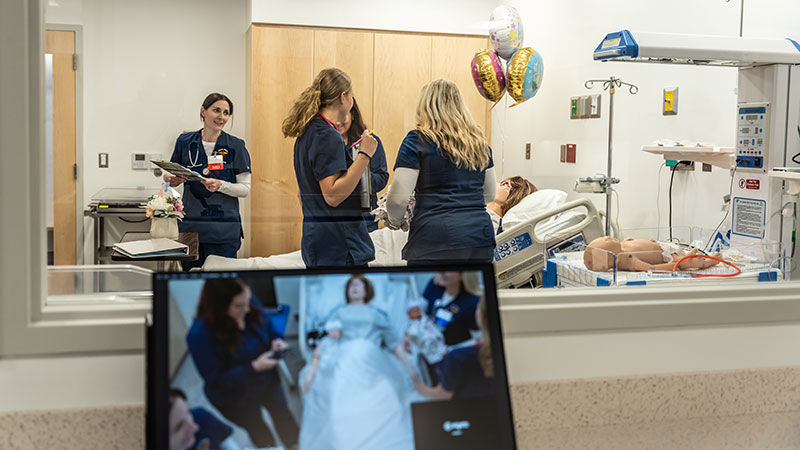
[151,160,206,181]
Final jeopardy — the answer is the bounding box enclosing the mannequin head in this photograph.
[583,236,621,271]
[494,176,537,216]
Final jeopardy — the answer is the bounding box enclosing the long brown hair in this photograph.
[416,79,490,171]
[343,98,368,145]
[345,274,375,304]
[501,176,537,216]
[196,278,262,350]
[282,68,352,138]
[477,297,494,378]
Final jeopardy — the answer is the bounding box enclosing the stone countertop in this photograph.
[2,367,799,449]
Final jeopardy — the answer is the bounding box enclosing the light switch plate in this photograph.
[588,94,601,118]
[98,153,108,168]
[663,86,678,115]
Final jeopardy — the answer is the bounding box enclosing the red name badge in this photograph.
[208,154,224,171]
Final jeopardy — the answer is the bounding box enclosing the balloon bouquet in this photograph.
[471,5,543,108]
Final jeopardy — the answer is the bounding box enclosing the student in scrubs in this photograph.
[282,68,378,268]
[414,296,495,401]
[386,79,496,265]
[337,98,389,232]
[164,93,251,271]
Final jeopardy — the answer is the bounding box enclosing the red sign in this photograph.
[738,178,760,190]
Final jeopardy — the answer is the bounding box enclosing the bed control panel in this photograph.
[736,103,769,172]
[494,232,533,262]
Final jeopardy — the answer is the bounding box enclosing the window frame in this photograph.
[1,0,798,358]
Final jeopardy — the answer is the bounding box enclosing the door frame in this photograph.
[45,23,84,264]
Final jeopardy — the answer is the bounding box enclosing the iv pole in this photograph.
[584,76,638,236]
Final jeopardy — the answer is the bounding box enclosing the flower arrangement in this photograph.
[146,183,184,219]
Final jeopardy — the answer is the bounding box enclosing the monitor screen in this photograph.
[148,264,516,450]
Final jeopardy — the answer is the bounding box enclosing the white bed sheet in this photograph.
[201,210,586,271]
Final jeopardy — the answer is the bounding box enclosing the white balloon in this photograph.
[489,5,524,60]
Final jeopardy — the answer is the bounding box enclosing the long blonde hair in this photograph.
[415,79,490,171]
[282,68,352,138]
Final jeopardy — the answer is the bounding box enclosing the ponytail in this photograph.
[282,86,322,138]
[282,68,353,138]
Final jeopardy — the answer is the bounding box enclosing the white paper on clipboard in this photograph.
[151,160,206,181]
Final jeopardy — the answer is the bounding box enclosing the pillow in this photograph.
[501,189,567,231]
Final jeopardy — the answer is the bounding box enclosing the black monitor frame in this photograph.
[147,263,516,450]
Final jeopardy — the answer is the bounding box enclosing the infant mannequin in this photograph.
[405,299,447,365]
[583,236,720,272]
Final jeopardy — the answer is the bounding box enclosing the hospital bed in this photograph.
[200,193,607,289]
[290,272,423,362]
[494,198,606,288]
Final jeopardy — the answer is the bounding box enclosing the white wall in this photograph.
[491,0,746,235]
[46,0,249,261]
[249,0,497,35]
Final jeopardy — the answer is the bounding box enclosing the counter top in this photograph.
[2,367,799,449]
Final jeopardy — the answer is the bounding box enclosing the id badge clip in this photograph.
[208,154,224,171]
[433,308,453,329]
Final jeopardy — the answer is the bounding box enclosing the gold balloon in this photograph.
[506,47,533,106]
[471,49,506,103]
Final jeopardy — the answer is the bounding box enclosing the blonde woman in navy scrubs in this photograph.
[282,68,378,268]
[164,93,251,271]
[386,79,496,265]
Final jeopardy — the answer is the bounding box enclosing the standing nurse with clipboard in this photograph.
[282,68,378,268]
[164,93,252,271]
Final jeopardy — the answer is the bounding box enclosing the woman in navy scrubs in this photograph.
[337,98,389,232]
[386,79,496,265]
[186,278,298,448]
[164,93,251,271]
[282,68,378,268]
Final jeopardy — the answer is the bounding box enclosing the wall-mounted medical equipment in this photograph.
[595,30,800,278]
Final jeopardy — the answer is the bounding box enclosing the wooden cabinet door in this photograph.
[248,26,314,256]
[431,36,492,142]
[313,30,375,129]
[373,33,432,191]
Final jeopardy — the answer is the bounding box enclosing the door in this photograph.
[45,29,77,266]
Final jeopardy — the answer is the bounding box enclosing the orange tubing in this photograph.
[671,254,741,278]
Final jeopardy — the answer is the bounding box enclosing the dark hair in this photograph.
[169,387,187,412]
[201,92,234,120]
[196,278,261,350]
[477,297,493,377]
[345,274,375,304]
[343,97,368,145]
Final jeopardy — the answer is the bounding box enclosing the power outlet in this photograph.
[525,143,531,160]
[671,160,695,171]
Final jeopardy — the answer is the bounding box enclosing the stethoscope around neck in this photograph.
[186,139,225,172]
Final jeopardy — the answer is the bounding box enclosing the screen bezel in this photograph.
[148,263,516,450]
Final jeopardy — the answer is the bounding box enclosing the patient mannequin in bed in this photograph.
[583,236,721,272]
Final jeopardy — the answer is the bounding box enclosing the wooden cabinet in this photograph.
[247,26,313,256]
[247,24,491,257]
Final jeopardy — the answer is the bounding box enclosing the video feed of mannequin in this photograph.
[166,270,500,450]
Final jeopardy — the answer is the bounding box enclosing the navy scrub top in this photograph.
[349,135,389,232]
[170,130,251,244]
[186,300,282,410]
[294,117,375,267]
[436,344,494,399]
[422,281,479,346]
[394,130,495,261]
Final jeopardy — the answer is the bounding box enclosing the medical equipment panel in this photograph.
[736,104,769,171]
[494,233,533,262]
